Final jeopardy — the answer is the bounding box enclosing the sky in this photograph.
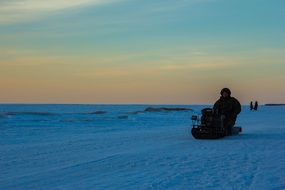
[0,0,284,104]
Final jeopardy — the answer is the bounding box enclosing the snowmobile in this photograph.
[191,108,242,139]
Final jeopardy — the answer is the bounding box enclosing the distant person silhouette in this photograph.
[213,88,241,135]
[254,101,258,111]
[250,101,254,111]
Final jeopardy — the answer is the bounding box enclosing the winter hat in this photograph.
[220,88,231,96]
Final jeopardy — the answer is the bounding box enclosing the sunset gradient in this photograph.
[1,0,284,104]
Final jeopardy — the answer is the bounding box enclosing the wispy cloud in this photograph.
[146,0,216,13]
[161,62,239,71]
[0,0,121,24]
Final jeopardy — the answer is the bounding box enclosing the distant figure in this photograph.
[250,101,254,111]
[213,88,241,135]
[254,101,258,111]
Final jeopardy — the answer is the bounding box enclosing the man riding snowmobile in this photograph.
[213,88,241,135]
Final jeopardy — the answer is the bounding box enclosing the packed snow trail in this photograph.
[0,105,284,189]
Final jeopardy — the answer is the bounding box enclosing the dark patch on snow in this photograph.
[88,111,107,115]
[144,107,193,112]
[126,107,193,115]
[118,115,128,119]
[265,104,285,106]
[126,111,145,115]
[1,112,58,116]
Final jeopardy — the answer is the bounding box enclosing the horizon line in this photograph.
[0,102,265,106]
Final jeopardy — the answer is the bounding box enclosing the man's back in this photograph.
[213,88,241,135]
[213,96,241,117]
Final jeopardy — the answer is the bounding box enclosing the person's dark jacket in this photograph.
[213,96,241,124]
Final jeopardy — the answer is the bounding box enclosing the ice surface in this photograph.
[0,105,284,190]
